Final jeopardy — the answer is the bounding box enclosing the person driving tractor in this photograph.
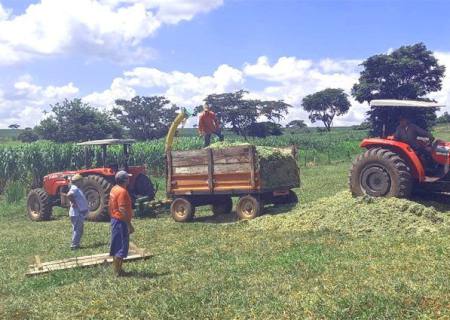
[393,116,435,152]
[198,103,224,147]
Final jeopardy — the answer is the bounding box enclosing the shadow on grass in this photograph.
[412,192,450,212]
[193,203,297,224]
[126,270,170,279]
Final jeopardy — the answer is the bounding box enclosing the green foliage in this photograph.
[3,181,26,203]
[352,43,445,103]
[286,119,307,129]
[113,96,178,141]
[437,111,450,124]
[245,121,283,137]
[34,99,123,142]
[352,43,445,137]
[195,90,291,137]
[18,128,39,143]
[302,88,350,131]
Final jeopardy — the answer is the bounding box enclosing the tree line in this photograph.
[14,42,447,143]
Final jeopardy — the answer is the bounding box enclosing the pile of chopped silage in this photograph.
[209,141,300,189]
[250,191,450,236]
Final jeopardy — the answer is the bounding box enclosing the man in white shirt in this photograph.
[67,174,89,250]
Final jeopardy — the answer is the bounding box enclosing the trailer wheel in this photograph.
[236,195,262,220]
[212,197,233,215]
[171,198,195,222]
[27,188,52,221]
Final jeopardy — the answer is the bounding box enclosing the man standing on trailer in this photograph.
[109,170,135,277]
[67,174,89,250]
[198,103,224,147]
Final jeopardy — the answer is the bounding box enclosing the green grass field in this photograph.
[1,161,450,319]
[2,125,450,319]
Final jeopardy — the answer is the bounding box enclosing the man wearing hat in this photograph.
[67,174,89,250]
[109,170,134,276]
[198,103,224,147]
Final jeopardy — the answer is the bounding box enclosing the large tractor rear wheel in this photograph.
[27,188,52,221]
[349,148,412,198]
[83,175,113,221]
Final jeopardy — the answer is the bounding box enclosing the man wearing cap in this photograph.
[198,103,224,147]
[109,170,134,276]
[67,174,89,250]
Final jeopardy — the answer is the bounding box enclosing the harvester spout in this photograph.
[165,108,190,152]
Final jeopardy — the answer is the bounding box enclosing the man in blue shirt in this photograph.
[67,174,89,250]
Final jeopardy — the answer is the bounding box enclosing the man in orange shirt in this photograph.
[109,170,134,276]
[198,103,224,147]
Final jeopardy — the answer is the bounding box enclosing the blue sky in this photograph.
[1,0,450,128]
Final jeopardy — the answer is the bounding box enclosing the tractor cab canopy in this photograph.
[77,139,136,146]
[369,100,444,137]
[77,139,136,170]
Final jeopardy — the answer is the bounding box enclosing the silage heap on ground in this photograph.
[251,191,450,236]
[209,141,300,189]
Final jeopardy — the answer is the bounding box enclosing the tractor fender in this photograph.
[360,138,425,182]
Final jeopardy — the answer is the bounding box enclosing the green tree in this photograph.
[113,96,178,141]
[35,99,122,142]
[246,122,283,138]
[8,124,20,129]
[286,120,307,129]
[352,43,445,136]
[301,88,350,131]
[18,128,39,143]
[437,112,450,124]
[196,90,291,138]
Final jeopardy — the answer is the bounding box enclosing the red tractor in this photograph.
[349,99,450,198]
[27,139,155,221]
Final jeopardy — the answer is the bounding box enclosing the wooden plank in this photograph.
[173,165,208,175]
[171,149,208,159]
[29,252,110,268]
[212,146,250,157]
[208,148,214,192]
[26,253,151,276]
[172,156,209,167]
[249,145,256,189]
[214,163,251,175]
[35,255,43,270]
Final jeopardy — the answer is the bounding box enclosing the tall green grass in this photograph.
[0,129,368,190]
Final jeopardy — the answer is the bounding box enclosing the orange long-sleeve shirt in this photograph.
[109,185,133,222]
[198,111,220,134]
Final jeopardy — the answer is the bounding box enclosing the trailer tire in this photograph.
[236,195,262,220]
[171,198,195,222]
[212,197,233,215]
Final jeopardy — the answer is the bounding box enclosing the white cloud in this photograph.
[430,52,450,115]
[0,77,79,128]
[85,63,244,108]
[0,0,223,65]
[4,51,450,129]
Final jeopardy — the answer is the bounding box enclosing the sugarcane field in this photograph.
[1,1,450,319]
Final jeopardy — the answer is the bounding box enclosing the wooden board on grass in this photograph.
[26,244,150,276]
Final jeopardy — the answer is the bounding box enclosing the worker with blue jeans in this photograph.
[67,174,89,250]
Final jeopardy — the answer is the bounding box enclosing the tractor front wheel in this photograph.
[27,188,52,221]
[349,148,412,198]
[83,175,113,221]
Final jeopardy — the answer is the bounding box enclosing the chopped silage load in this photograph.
[250,191,450,236]
[209,141,300,189]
